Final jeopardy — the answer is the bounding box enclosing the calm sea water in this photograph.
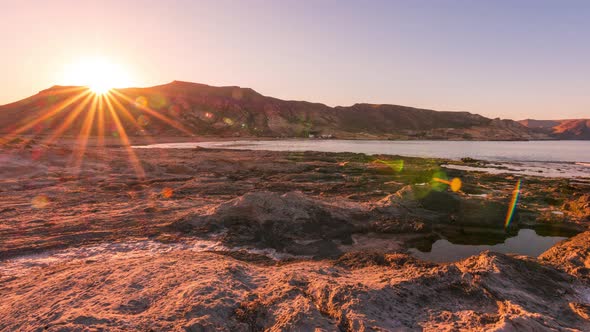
[135,140,590,178]
[136,139,590,163]
[408,229,567,263]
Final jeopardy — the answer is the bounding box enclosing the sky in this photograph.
[1,0,588,120]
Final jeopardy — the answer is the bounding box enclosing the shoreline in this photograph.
[8,134,590,147]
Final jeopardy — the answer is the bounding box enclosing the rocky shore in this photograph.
[0,138,589,331]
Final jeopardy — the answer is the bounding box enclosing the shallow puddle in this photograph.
[408,228,569,263]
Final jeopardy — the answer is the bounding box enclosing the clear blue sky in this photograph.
[1,0,588,119]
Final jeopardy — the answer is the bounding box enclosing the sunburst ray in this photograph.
[71,94,99,173]
[110,89,193,136]
[106,92,149,133]
[103,95,145,178]
[107,91,161,145]
[43,93,95,145]
[1,89,91,144]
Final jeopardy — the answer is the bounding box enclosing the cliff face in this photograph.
[519,119,590,140]
[0,81,551,140]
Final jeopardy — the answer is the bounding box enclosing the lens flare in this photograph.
[504,179,522,228]
[135,96,148,108]
[31,195,49,209]
[432,177,462,192]
[111,90,193,136]
[374,159,404,172]
[450,178,462,192]
[161,187,173,199]
[149,94,168,109]
[430,171,448,191]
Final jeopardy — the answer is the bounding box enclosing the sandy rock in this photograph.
[563,194,590,222]
[334,251,388,269]
[540,231,590,281]
[1,244,589,331]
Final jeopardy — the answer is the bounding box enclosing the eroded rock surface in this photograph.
[1,140,589,330]
[1,248,589,331]
[173,191,362,257]
[540,231,590,281]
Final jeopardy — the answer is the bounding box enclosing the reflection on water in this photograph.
[408,229,568,263]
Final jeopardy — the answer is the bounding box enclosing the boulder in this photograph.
[177,191,358,255]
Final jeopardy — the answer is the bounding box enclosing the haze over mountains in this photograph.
[0,81,587,140]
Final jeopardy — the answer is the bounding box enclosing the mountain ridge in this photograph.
[519,118,590,140]
[0,81,583,140]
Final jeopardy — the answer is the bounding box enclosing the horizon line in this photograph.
[1,80,586,122]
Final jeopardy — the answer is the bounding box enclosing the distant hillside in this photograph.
[519,119,590,140]
[0,81,552,141]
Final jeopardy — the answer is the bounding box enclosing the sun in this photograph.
[61,57,133,94]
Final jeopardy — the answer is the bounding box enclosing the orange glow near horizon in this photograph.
[61,57,133,95]
[0,79,193,178]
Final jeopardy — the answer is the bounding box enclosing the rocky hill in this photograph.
[0,81,552,140]
[519,118,590,140]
